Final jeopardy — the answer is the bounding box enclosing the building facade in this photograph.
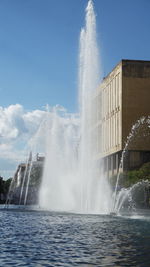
[95,59,150,177]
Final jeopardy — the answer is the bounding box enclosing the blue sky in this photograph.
[0,0,150,177]
[0,0,150,113]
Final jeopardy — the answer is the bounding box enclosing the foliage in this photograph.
[110,162,150,189]
[0,177,12,194]
[0,177,12,203]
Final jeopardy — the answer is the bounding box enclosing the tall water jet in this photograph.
[79,0,99,212]
[39,0,111,213]
[78,0,111,213]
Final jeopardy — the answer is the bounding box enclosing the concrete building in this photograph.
[95,59,150,177]
[6,154,44,205]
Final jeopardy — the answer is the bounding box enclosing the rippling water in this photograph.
[0,206,150,266]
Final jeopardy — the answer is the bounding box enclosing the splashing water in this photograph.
[39,107,79,211]
[39,0,111,214]
[114,180,150,214]
[113,116,150,214]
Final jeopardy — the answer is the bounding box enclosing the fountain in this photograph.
[19,152,32,205]
[5,1,150,216]
[39,0,112,214]
[112,116,150,214]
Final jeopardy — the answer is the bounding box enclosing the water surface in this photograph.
[0,207,150,266]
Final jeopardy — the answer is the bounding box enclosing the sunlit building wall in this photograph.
[95,60,150,176]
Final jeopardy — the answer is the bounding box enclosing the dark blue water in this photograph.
[0,207,150,266]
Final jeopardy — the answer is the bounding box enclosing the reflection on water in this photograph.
[0,207,150,266]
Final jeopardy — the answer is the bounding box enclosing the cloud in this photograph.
[0,104,79,178]
[0,104,25,139]
[0,104,46,177]
[0,104,46,141]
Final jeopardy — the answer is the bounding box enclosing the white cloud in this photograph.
[0,104,79,178]
[0,104,25,139]
[0,104,46,142]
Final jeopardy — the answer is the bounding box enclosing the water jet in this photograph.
[39,0,111,214]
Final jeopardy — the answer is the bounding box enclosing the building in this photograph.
[6,153,44,205]
[95,59,150,177]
